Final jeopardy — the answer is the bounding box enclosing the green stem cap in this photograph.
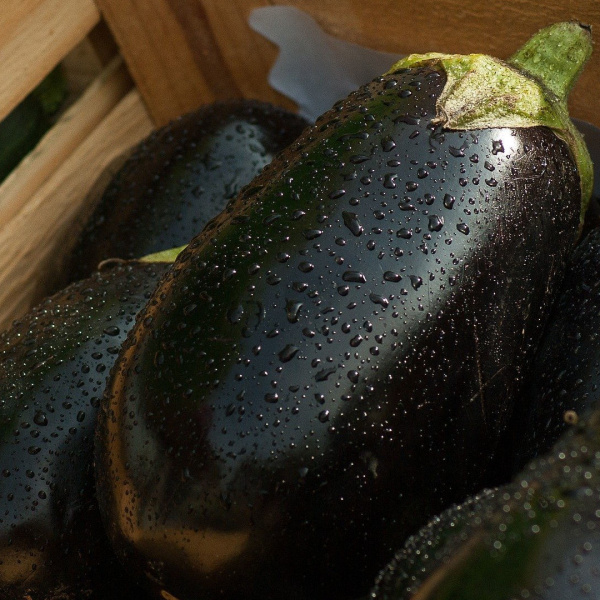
[509,22,592,102]
[387,22,594,225]
[139,244,187,263]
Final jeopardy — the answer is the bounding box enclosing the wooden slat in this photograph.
[96,0,221,125]
[0,0,101,123]
[0,57,133,228]
[98,0,600,127]
[0,90,154,330]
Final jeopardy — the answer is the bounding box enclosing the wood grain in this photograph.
[0,89,153,329]
[98,0,600,127]
[0,0,101,123]
[96,0,220,125]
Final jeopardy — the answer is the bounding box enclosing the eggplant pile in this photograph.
[0,100,307,600]
[0,19,596,600]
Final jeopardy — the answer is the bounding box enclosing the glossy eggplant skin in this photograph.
[0,261,168,600]
[95,66,580,600]
[68,100,308,281]
[371,411,600,600]
[494,227,600,479]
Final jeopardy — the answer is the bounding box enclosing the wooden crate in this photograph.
[1,0,600,331]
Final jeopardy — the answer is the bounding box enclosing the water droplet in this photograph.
[383,173,397,189]
[347,370,360,383]
[397,228,413,239]
[443,194,455,209]
[405,181,418,192]
[318,410,331,423]
[383,271,402,282]
[267,273,282,285]
[350,334,363,347]
[298,262,315,273]
[428,215,444,232]
[33,411,48,427]
[449,144,466,158]
[227,305,244,324]
[286,300,303,323]
[409,275,423,290]
[315,367,337,382]
[292,281,308,293]
[329,189,346,199]
[456,223,470,235]
[342,211,364,237]
[369,293,389,307]
[343,271,367,283]
[103,326,120,336]
[223,268,236,281]
[265,393,279,404]
[279,345,299,363]
[304,229,323,240]
[183,303,197,316]
[492,140,505,154]
[264,213,282,224]
[381,136,396,152]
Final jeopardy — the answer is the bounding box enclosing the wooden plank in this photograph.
[98,0,600,127]
[0,90,154,330]
[96,0,220,125]
[0,57,133,229]
[0,0,101,123]
[61,20,122,98]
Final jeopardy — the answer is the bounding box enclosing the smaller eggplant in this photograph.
[0,259,169,600]
[492,227,600,481]
[371,408,600,600]
[67,100,308,281]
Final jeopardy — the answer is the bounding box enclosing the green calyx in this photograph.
[386,22,593,223]
[139,244,187,263]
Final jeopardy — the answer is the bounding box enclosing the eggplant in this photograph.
[0,260,170,599]
[67,100,309,282]
[95,23,592,600]
[493,226,600,480]
[371,406,600,600]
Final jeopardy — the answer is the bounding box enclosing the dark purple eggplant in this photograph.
[493,226,600,481]
[94,22,592,600]
[67,100,308,282]
[371,408,600,600]
[0,260,169,599]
